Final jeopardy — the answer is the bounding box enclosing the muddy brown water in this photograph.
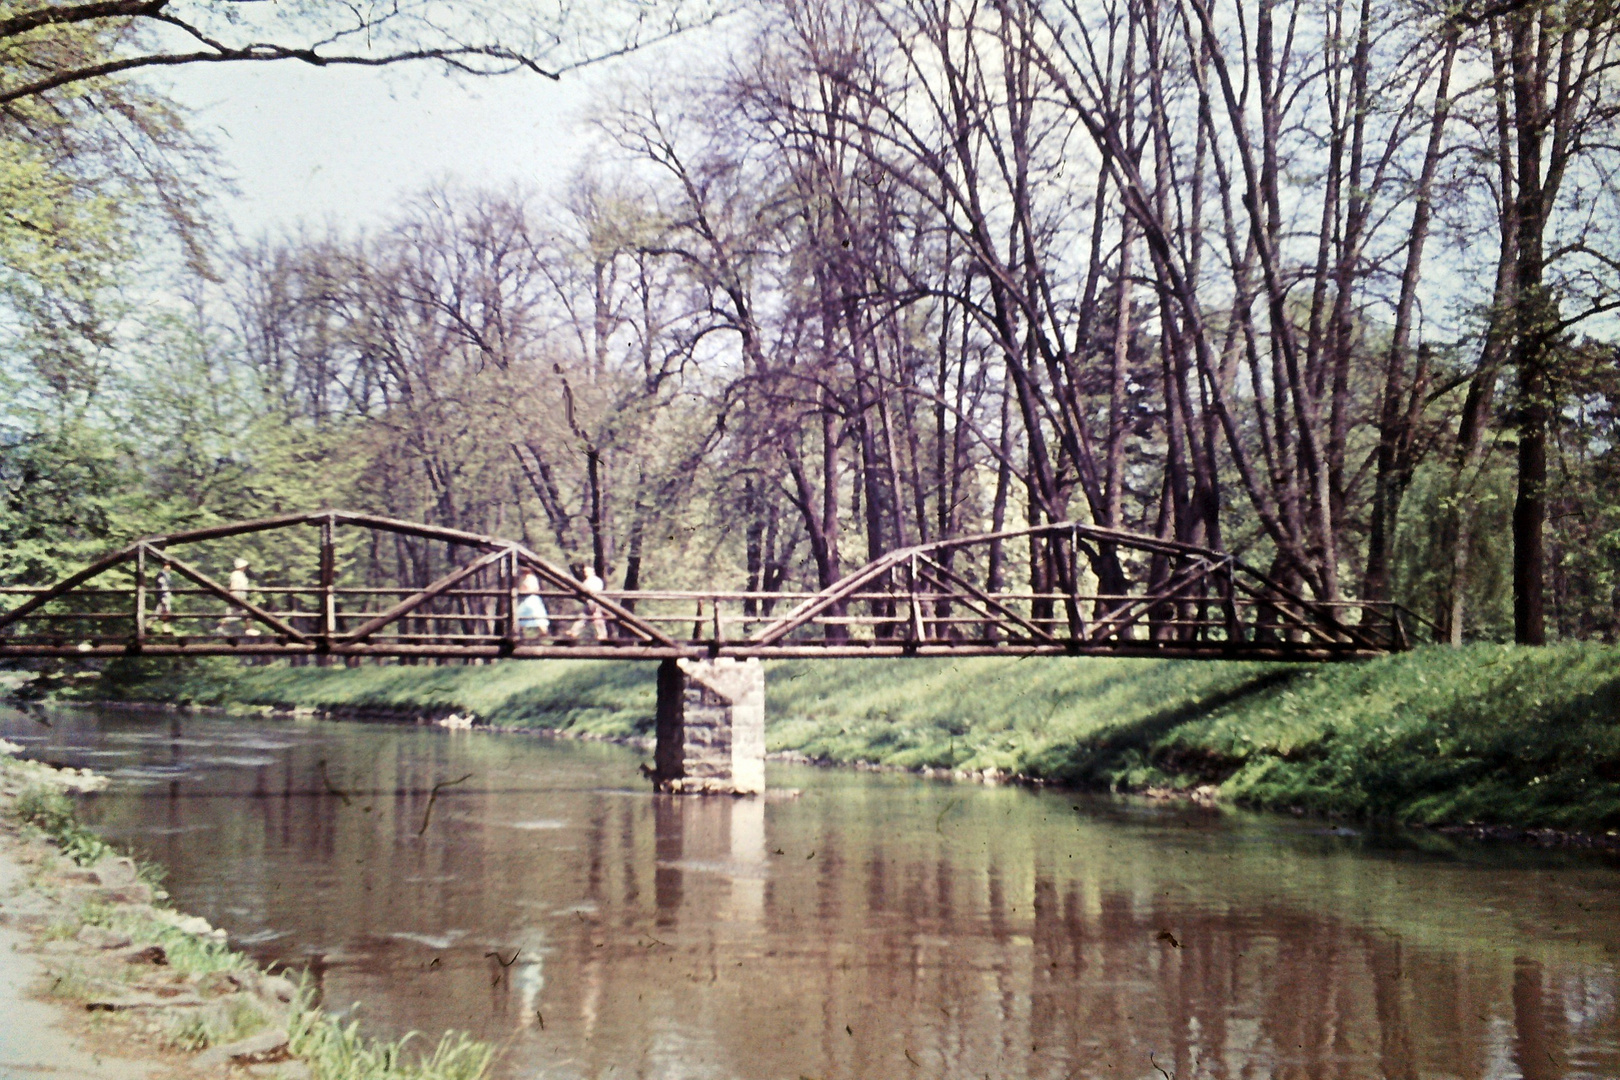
[4,704,1619,1080]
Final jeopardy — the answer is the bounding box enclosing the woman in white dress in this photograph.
[516,571,550,637]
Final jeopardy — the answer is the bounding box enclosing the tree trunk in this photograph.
[1509,4,1552,645]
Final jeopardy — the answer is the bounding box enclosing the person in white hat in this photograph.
[224,557,259,636]
[571,569,607,640]
[229,557,250,598]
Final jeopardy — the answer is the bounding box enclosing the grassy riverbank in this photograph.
[59,643,1620,832]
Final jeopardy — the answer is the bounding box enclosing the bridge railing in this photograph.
[0,585,1415,658]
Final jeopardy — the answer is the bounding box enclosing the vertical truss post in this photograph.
[1062,526,1086,642]
[1220,559,1242,645]
[504,548,518,654]
[712,597,723,645]
[1193,561,1210,644]
[319,514,336,658]
[134,544,147,651]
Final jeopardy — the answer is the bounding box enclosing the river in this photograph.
[3,703,1618,1079]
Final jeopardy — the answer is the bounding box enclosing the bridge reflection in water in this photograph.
[0,510,1418,661]
[20,709,1618,1080]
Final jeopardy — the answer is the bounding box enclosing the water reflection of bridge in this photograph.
[83,709,1605,1080]
[0,510,1415,661]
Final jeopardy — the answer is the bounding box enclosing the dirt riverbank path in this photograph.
[0,848,166,1079]
[0,835,238,1079]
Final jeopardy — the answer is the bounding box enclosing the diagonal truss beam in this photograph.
[753,521,1388,651]
[157,547,312,643]
[1082,559,1214,644]
[340,546,512,643]
[911,566,1038,643]
[0,511,1409,658]
[1228,576,1356,647]
[913,554,1059,643]
[512,548,678,647]
[0,543,137,630]
[1228,556,1380,649]
[749,550,910,646]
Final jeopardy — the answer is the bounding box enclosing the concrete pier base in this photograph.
[651,657,765,794]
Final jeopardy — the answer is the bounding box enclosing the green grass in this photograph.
[69,645,1620,832]
[289,999,494,1080]
[763,656,1282,778]
[12,787,119,865]
[75,899,253,977]
[45,965,96,1000]
[1163,643,1620,829]
[165,995,270,1052]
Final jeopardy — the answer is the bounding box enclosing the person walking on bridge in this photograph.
[153,560,173,634]
[223,557,260,637]
[571,569,608,641]
[516,571,550,639]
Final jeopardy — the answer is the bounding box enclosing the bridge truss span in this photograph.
[0,512,1418,662]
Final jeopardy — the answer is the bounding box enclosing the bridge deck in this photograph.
[0,512,1420,662]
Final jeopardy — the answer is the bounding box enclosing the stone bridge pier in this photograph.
[651,657,766,795]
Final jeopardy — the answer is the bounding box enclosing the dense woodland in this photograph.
[5,0,1620,643]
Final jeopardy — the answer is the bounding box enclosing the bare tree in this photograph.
[0,0,730,104]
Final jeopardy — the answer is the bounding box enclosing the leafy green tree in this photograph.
[0,415,141,583]
[0,10,209,396]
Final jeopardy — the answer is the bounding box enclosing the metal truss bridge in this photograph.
[0,511,1419,662]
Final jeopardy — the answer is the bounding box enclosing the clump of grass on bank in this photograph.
[763,656,1280,778]
[76,898,252,978]
[13,786,118,865]
[53,643,1620,832]
[289,1005,493,1080]
[771,646,1620,831]
[167,995,270,1052]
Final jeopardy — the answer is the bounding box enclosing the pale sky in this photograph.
[160,51,631,241]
